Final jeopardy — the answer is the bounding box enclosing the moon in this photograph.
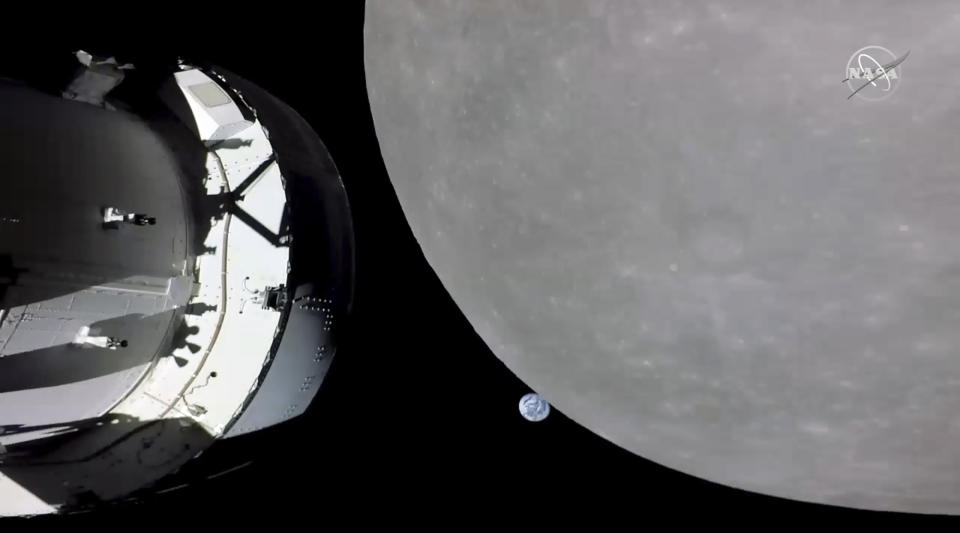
[365,1,960,513]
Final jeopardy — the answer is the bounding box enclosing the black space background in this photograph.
[2,3,954,526]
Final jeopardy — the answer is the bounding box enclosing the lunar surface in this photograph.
[365,1,960,513]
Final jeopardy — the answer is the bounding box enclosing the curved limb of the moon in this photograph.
[365,0,960,514]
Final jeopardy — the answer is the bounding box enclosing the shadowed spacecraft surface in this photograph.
[365,1,960,514]
[0,50,353,516]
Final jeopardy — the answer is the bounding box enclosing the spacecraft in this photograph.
[0,49,354,516]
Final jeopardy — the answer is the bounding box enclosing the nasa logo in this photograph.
[843,45,909,101]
